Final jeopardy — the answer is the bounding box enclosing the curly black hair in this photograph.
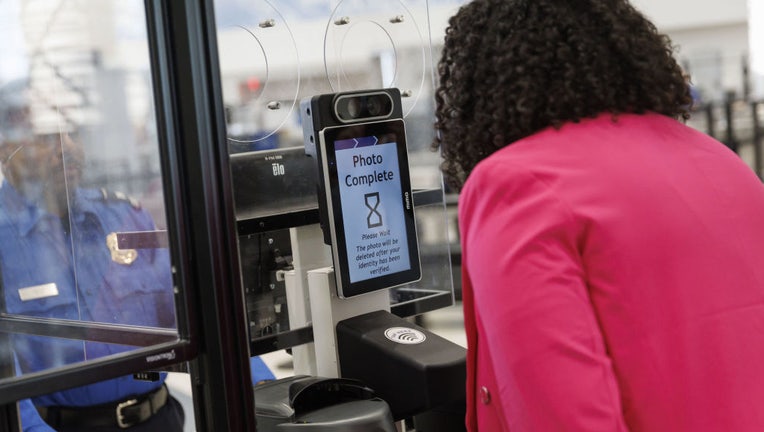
[433,0,693,190]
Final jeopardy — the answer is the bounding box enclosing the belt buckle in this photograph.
[116,398,139,429]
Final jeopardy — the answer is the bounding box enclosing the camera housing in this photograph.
[302,89,403,154]
[334,91,395,123]
[301,88,421,298]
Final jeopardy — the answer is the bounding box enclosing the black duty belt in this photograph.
[37,384,169,429]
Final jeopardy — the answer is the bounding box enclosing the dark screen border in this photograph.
[320,119,421,298]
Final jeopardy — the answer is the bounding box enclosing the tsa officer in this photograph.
[0,125,185,430]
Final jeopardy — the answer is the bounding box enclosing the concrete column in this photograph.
[750,0,764,98]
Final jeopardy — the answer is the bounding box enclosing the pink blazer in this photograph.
[458,113,764,431]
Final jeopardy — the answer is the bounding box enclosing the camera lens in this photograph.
[366,94,393,117]
[365,96,381,116]
[346,98,362,118]
[335,97,360,120]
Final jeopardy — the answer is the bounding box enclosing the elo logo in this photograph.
[384,327,426,345]
[272,163,285,176]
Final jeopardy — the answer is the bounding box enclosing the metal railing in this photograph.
[688,98,764,179]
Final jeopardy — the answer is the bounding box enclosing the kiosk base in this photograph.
[254,375,396,431]
[336,310,466,422]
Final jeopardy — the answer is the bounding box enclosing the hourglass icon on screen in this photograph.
[365,192,383,228]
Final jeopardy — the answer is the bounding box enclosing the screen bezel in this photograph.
[318,118,421,298]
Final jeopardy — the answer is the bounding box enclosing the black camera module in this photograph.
[334,92,394,123]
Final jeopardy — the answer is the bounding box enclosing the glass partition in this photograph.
[214,0,464,352]
[0,0,180,387]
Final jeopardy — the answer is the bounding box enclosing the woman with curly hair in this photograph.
[434,0,764,430]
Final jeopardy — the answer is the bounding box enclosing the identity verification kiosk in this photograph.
[304,88,422,300]
[243,88,466,431]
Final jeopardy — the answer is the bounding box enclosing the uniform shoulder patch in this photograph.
[99,188,142,210]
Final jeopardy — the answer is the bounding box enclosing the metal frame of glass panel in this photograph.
[148,1,258,430]
[0,0,259,430]
[0,0,190,406]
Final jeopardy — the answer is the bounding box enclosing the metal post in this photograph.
[705,103,716,139]
[284,224,333,376]
[743,55,751,101]
[0,329,20,432]
[0,265,19,432]
[0,403,21,432]
[307,268,390,378]
[724,97,738,153]
[146,0,258,430]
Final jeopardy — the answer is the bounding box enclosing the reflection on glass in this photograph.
[0,0,177,380]
[220,3,301,149]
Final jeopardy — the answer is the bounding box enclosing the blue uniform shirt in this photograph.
[13,356,54,432]
[18,397,55,432]
[0,181,174,409]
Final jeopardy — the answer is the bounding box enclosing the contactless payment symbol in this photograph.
[365,192,383,228]
[384,327,426,345]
